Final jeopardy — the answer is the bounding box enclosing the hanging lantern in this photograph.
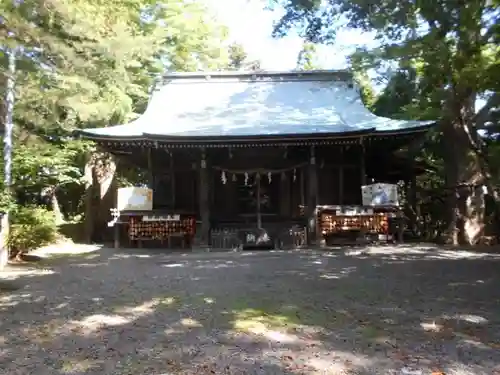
[293,168,297,182]
[221,171,227,185]
[267,172,272,184]
[244,172,249,186]
[232,174,237,182]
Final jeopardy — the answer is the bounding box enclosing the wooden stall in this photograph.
[82,70,436,249]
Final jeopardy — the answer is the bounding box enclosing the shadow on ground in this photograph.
[1,244,499,374]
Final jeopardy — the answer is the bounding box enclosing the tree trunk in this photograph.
[83,157,97,244]
[442,91,493,245]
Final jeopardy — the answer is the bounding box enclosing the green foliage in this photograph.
[227,42,262,71]
[273,0,500,243]
[0,190,16,215]
[2,0,232,136]
[13,140,88,189]
[274,0,498,113]
[0,0,235,223]
[296,42,320,70]
[7,206,59,256]
[228,43,248,70]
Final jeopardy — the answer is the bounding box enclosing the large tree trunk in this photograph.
[83,157,98,244]
[442,90,494,245]
[82,153,117,244]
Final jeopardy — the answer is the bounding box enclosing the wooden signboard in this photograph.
[117,187,153,211]
[361,183,399,206]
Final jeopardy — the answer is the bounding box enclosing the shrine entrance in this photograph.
[235,172,277,228]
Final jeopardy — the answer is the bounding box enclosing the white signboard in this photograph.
[361,183,399,206]
[117,187,153,211]
[143,215,180,222]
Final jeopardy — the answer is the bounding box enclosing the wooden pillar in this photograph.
[360,138,367,186]
[338,147,344,205]
[300,168,305,207]
[226,174,237,218]
[113,224,120,249]
[307,145,318,245]
[407,170,418,236]
[256,174,262,228]
[169,152,175,208]
[280,172,290,218]
[147,148,154,189]
[199,148,210,247]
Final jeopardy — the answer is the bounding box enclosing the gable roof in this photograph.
[80,70,435,142]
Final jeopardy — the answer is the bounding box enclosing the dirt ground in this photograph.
[1,244,499,375]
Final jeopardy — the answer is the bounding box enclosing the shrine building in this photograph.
[80,70,435,249]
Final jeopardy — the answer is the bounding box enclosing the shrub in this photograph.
[7,206,59,258]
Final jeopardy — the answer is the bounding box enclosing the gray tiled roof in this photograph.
[80,70,434,140]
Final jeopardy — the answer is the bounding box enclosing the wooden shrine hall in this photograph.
[80,70,436,249]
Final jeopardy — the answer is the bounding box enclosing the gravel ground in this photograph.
[1,244,500,375]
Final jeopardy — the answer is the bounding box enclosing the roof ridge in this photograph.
[161,70,353,82]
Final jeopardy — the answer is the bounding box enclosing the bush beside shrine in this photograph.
[7,206,59,259]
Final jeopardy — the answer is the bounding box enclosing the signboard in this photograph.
[117,187,153,211]
[361,183,399,206]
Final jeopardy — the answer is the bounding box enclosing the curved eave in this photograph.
[78,130,143,142]
[79,123,434,145]
[78,128,374,143]
[372,121,436,135]
[141,129,376,143]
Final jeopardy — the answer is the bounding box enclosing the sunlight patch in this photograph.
[180,318,203,327]
[307,351,373,373]
[203,297,215,304]
[116,297,176,317]
[421,321,444,332]
[163,263,184,268]
[119,300,158,314]
[54,302,69,309]
[320,266,356,279]
[76,314,130,329]
[0,293,32,307]
[232,308,294,330]
[112,254,151,259]
[234,319,268,333]
[453,314,488,324]
[0,268,55,280]
[233,319,297,342]
[262,330,297,343]
[160,296,176,305]
[60,359,100,373]
[320,273,341,279]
